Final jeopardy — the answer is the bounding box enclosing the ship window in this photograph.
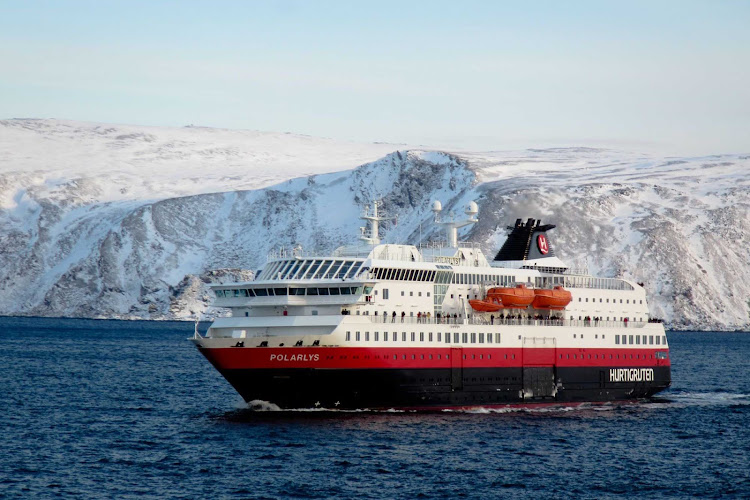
[317,288,329,295]
[419,332,424,342]
[471,333,476,343]
[460,333,467,343]
[418,292,422,297]
[254,288,268,296]
[574,334,576,339]
[374,332,379,341]
[346,331,351,341]
[662,336,667,345]
[356,332,360,341]
[606,298,609,303]
[479,333,485,343]
[383,289,389,300]
[437,332,442,342]
[629,335,634,344]
[496,333,501,343]
[640,300,643,304]
[454,332,459,343]
[384,332,388,341]
[636,336,640,344]
[410,291,414,296]
[578,298,581,302]
[585,298,588,302]
[656,336,661,345]
[329,287,340,295]
[626,299,629,304]
[402,332,407,341]
[427,292,431,297]
[401,291,405,296]
[308,288,319,296]
[365,332,370,341]
[620,299,623,303]
[429,332,433,342]
[600,298,602,303]
[411,332,416,342]
[615,335,620,344]
[445,333,450,344]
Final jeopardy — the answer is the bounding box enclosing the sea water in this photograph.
[1,317,747,499]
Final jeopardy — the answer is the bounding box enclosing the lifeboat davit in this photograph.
[468,299,503,312]
[486,284,535,308]
[532,286,572,310]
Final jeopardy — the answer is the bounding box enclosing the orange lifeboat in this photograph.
[487,284,535,309]
[532,286,572,310]
[468,299,503,312]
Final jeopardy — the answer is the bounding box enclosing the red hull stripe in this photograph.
[200,346,671,370]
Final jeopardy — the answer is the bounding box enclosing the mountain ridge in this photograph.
[1,119,748,331]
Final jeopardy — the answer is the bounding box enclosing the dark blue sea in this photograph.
[1,317,747,499]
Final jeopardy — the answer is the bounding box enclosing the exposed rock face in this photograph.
[1,120,748,330]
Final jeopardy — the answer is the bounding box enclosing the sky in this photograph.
[1,0,749,155]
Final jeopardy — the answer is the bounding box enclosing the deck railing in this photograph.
[365,315,646,329]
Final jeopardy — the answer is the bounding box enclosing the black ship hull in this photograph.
[217,366,672,410]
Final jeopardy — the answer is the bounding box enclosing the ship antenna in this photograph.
[432,200,479,247]
[360,200,388,245]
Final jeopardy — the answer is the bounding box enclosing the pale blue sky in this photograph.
[1,0,748,154]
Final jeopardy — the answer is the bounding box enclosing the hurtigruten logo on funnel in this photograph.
[537,234,549,255]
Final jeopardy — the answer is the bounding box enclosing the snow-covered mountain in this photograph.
[1,119,748,331]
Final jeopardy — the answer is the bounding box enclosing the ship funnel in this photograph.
[493,218,558,261]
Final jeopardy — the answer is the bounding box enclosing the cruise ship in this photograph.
[192,201,671,409]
